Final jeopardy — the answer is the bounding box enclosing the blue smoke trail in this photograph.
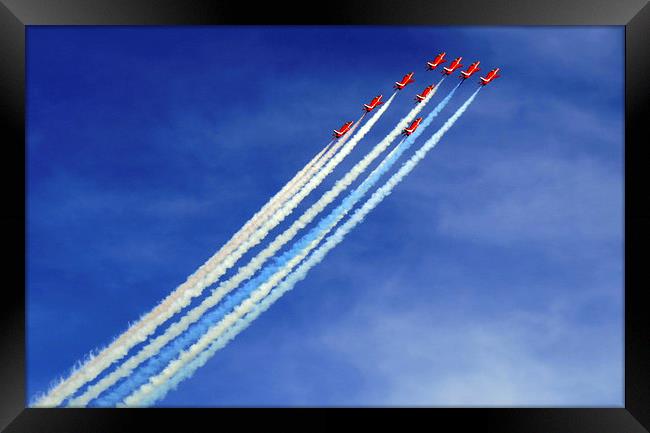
[97,82,460,407]
[143,86,484,406]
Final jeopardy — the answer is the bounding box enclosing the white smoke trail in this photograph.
[119,85,449,407]
[33,113,355,407]
[71,89,418,406]
[44,95,387,407]
[78,135,406,406]
[66,123,356,407]
[126,86,481,406]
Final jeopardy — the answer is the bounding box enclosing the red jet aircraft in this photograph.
[403,117,423,135]
[480,68,501,86]
[415,85,435,103]
[363,95,384,112]
[426,52,447,70]
[394,72,415,90]
[333,121,354,138]
[442,57,463,75]
[460,61,481,79]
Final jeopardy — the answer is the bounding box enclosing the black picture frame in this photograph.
[1,1,648,431]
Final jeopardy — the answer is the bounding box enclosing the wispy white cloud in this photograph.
[435,154,622,248]
[316,279,623,406]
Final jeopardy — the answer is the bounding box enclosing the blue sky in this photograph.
[26,26,623,406]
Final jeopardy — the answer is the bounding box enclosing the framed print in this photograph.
[1,0,648,431]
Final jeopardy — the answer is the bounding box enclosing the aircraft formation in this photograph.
[34,47,500,409]
[333,52,500,138]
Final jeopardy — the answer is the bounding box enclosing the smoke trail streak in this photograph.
[92,85,437,406]
[66,124,352,407]
[121,84,471,408]
[129,86,483,407]
[34,110,360,407]
[64,94,393,406]
[100,138,403,406]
